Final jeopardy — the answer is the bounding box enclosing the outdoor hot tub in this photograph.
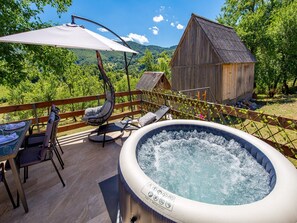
[119,120,297,223]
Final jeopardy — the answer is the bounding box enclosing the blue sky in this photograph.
[40,0,226,47]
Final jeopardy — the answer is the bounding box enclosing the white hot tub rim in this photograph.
[119,120,297,223]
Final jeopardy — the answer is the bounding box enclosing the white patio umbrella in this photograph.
[0,22,138,130]
[0,23,137,53]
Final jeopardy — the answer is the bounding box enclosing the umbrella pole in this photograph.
[71,15,135,118]
[124,52,134,118]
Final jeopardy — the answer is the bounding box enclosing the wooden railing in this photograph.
[0,90,142,133]
[1,89,296,162]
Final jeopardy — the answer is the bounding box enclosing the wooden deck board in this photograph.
[0,129,128,223]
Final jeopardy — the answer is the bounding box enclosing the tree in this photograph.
[138,49,172,81]
[138,49,154,71]
[218,0,297,96]
[268,1,297,94]
[0,0,72,86]
[217,0,265,27]
[157,51,171,78]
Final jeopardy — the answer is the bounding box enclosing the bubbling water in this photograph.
[137,130,271,205]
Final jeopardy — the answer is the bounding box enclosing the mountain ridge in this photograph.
[71,41,177,68]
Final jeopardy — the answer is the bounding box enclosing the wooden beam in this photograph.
[0,90,142,114]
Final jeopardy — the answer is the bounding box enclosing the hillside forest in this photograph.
[0,0,296,108]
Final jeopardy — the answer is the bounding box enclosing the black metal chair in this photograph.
[92,105,171,147]
[17,111,65,187]
[51,105,64,155]
[24,105,64,169]
[121,105,170,129]
[0,162,18,208]
[82,62,116,143]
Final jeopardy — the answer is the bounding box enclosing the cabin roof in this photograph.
[194,14,256,63]
[136,71,166,90]
[171,14,256,65]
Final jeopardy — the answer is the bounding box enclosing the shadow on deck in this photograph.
[0,128,129,223]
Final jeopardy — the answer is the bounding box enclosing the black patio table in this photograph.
[0,120,31,213]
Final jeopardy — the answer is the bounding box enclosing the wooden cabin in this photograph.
[170,14,256,104]
[136,71,171,91]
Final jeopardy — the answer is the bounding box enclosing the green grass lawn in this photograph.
[254,94,297,167]
[256,94,297,119]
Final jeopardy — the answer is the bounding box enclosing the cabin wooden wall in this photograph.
[222,63,254,104]
[171,17,255,104]
[155,75,171,90]
[171,18,222,102]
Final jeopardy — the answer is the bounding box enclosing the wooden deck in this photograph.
[0,129,128,223]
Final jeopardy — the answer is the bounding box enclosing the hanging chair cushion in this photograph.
[84,105,103,117]
[106,91,113,101]
[82,101,112,121]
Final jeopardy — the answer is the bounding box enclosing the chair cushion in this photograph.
[25,133,45,146]
[83,101,112,121]
[106,91,113,101]
[43,112,55,148]
[84,105,103,117]
[18,146,43,167]
[100,101,112,116]
[138,112,157,127]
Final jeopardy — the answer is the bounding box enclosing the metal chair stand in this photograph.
[88,123,125,147]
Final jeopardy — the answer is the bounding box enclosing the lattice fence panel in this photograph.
[141,90,297,160]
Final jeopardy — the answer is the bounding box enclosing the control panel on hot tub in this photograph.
[141,182,175,211]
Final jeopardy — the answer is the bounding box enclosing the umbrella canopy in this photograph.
[0,24,137,54]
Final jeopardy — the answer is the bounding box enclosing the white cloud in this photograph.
[97,27,108,32]
[170,22,175,27]
[153,15,164,23]
[122,33,149,44]
[149,26,159,35]
[120,36,132,42]
[176,24,184,30]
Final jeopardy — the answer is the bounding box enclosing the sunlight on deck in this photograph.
[0,128,129,223]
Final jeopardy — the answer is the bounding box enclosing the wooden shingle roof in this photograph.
[194,14,256,63]
[136,72,165,90]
